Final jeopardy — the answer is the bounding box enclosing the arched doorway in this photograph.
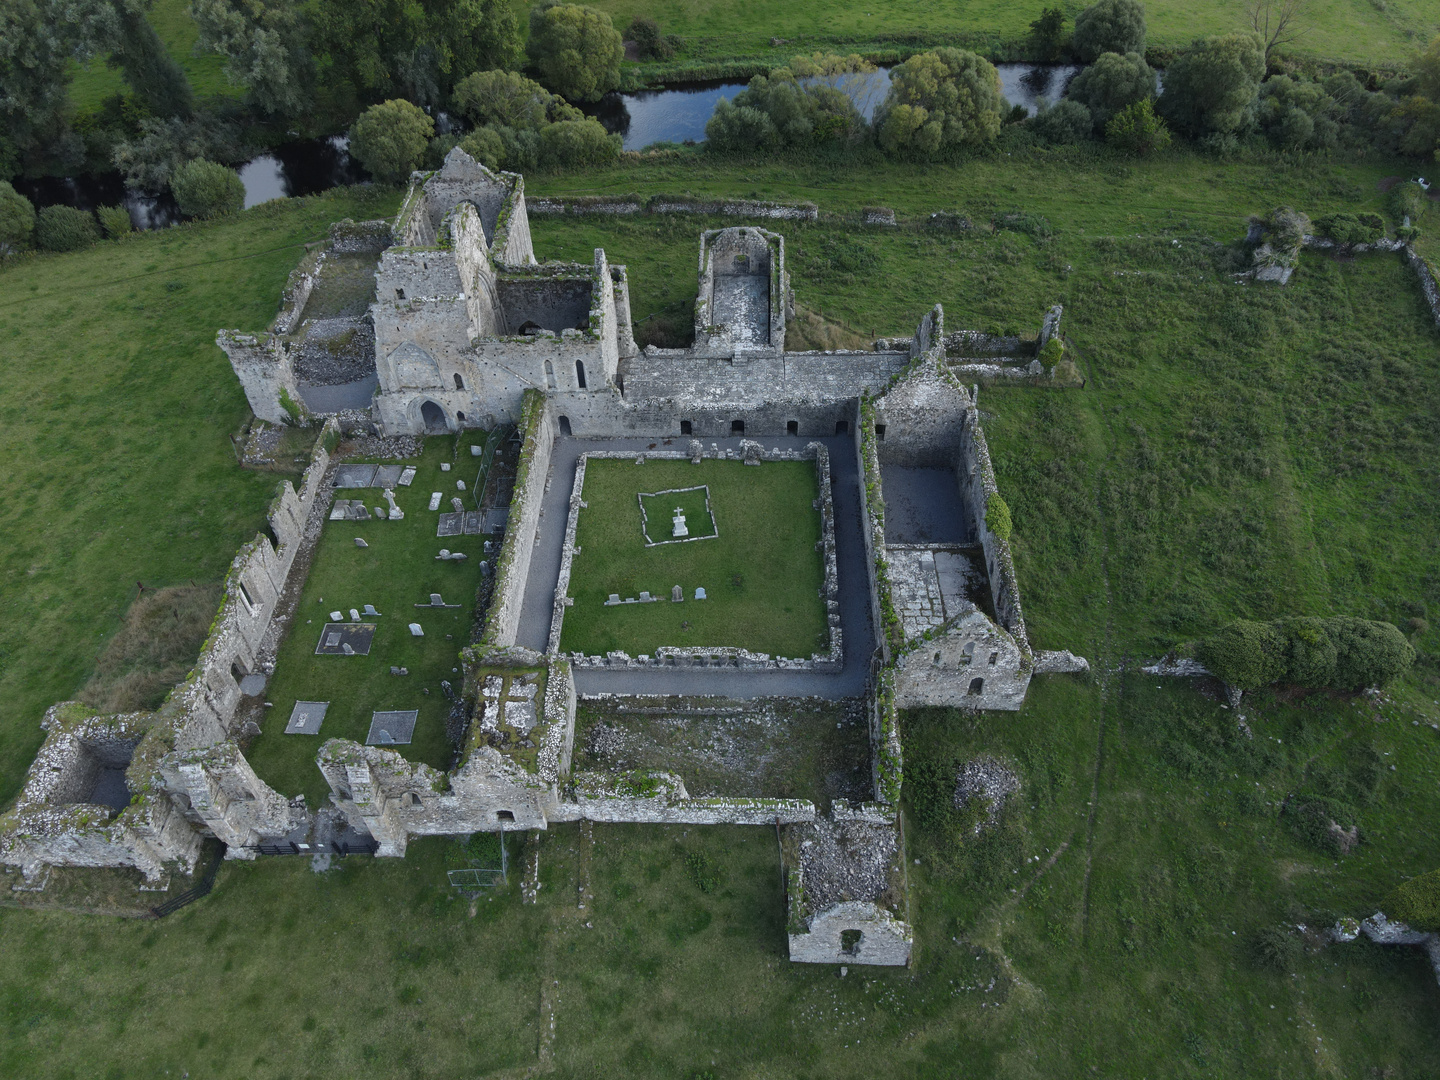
[420,400,448,434]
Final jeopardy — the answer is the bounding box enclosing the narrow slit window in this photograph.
[575,360,587,389]
[454,372,464,390]
[786,420,798,435]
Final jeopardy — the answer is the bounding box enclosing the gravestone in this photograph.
[363,604,381,616]
[341,643,354,655]
[350,608,360,622]
[329,501,349,520]
[672,508,689,538]
[355,538,368,548]
[672,585,683,602]
[695,587,707,600]
[398,466,416,486]
[456,479,466,491]
[441,463,451,472]
[366,710,418,745]
[374,506,387,519]
[470,444,483,456]
[329,610,343,621]
[429,492,442,511]
[607,593,620,605]
[689,439,703,464]
[373,464,403,488]
[409,623,424,636]
[285,701,329,735]
[451,497,465,513]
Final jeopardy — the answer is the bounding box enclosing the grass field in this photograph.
[244,435,489,809]
[2,151,1439,1075]
[560,457,828,658]
[0,185,401,812]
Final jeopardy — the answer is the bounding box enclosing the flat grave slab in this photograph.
[238,673,268,696]
[503,700,537,734]
[437,512,464,537]
[398,466,416,486]
[463,511,484,535]
[314,622,376,655]
[482,508,509,532]
[334,464,378,488]
[367,710,418,745]
[373,464,404,489]
[285,700,330,735]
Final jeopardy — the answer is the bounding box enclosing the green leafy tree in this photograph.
[112,2,193,117]
[1105,97,1171,153]
[1071,0,1147,62]
[1255,75,1341,150]
[1158,32,1265,135]
[1315,211,1383,247]
[1389,181,1427,223]
[348,99,435,183]
[171,158,244,218]
[191,0,314,116]
[0,0,121,176]
[706,61,868,152]
[1326,617,1414,690]
[34,205,100,252]
[0,181,36,254]
[874,48,1004,155]
[1196,616,1413,691]
[1028,8,1067,61]
[306,0,519,106]
[538,118,620,168]
[1066,50,1155,129]
[459,127,508,169]
[112,115,238,191]
[1416,35,1440,100]
[526,2,623,103]
[453,70,554,129]
[1031,98,1093,143]
[1196,619,1287,689]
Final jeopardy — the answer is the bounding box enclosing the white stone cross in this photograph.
[671,506,689,538]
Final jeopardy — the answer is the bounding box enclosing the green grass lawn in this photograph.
[560,458,828,658]
[244,434,490,809]
[596,0,1437,69]
[0,184,400,812]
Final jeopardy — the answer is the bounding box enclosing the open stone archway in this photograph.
[419,400,449,434]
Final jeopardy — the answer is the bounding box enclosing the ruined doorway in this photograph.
[420,400,448,434]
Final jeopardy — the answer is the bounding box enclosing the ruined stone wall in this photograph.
[556,771,815,825]
[891,609,1031,712]
[956,405,1029,654]
[482,390,556,647]
[872,354,973,470]
[159,741,300,855]
[217,331,304,426]
[787,900,913,966]
[618,350,909,410]
[1407,247,1440,329]
[610,265,638,360]
[529,194,818,221]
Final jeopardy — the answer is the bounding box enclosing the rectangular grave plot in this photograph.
[329,499,351,520]
[463,511,484,535]
[334,464,379,488]
[482,508,509,533]
[502,700,537,734]
[373,464,404,489]
[437,513,464,537]
[285,700,330,735]
[397,466,416,486]
[314,622,376,655]
[366,710,418,745]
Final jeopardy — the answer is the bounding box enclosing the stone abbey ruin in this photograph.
[1,150,1090,966]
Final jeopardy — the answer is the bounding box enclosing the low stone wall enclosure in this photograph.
[5,157,1111,969]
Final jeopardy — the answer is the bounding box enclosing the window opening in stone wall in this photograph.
[395,288,406,300]
[961,642,975,664]
[575,360,587,389]
[968,677,984,695]
[731,419,745,434]
[497,809,515,821]
[989,651,998,666]
[237,580,255,613]
[544,359,557,390]
[835,420,849,434]
[558,416,572,437]
[786,420,798,435]
[875,424,887,440]
[457,411,466,423]
[933,651,942,665]
[405,793,421,807]
[841,929,862,955]
[454,372,464,390]
[231,661,248,685]
[680,419,693,435]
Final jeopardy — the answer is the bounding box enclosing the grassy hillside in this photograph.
[1,154,1438,1077]
[0,185,399,810]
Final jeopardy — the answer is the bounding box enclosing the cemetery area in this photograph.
[574,695,872,805]
[559,458,828,659]
[246,435,491,809]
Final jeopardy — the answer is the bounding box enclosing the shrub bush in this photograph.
[1389,181,1428,223]
[985,492,1013,542]
[34,205,100,252]
[1195,617,1414,690]
[538,119,620,169]
[95,204,133,238]
[1158,32,1264,136]
[453,70,554,130]
[626,16,677,60]
[706,60,869,152]
[1384,868,1440,932]
[1105,98,1171,154]
[1283,794,1361,856]
[1253,925,1302,972]
[874,49,1004,155]
[171,159,245,219]
[1315,211,1384,246]
[0,181,36,254]
[1031,98,1093,144]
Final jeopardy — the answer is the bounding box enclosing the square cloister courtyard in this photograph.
[559,457,828,659]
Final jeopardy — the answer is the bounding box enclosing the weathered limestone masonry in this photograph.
[528,194,819,221]
[548,442,843,671]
